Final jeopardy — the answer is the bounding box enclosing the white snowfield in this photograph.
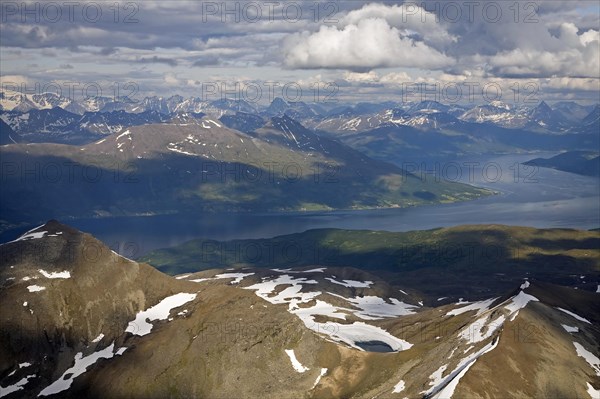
[245,274,320,305]
[284,349,309,373]
[459,314,506,344]
[26,285,46,293]
[312,368,327,389]
[271,267,326,273]
[190,272,254,284]
[562,324,579,333]
[38,343,126,397]
[18,231,48,241]
[321,321,412,352]
[392,379,406,393]
[1,225,50,244]
[324,277,373,288]
[446,297,498,317]
[556,307,592,325]
[573,342,600,377]
[244,274,413,352]
[458,290,538,344]
[5,363,32,380]
[504,291,539,313]
[126,293,197,336]
[0,374,36,398]
[91,333,105,343]
[427,287,597,398]
[429,339,500,399]
[587,382,600,398]
[424,364,448,394]
[38,269,71,279]
[334,294,417,319]
[116,130,131,140]
[504,291,539,321]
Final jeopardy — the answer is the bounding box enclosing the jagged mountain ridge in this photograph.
[2,89,598,143]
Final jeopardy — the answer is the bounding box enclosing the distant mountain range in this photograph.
[1,90,597,231]
[1,89,598,144]
[1,221,599,398]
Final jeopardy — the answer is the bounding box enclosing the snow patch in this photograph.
[244,275,319,305]
[271,267,326,273]
[324,277,372,288]
[38,269,71,279]
[446,298,498,316]
[429,338,500,398]
[126,293,197,336]
[16,231,47,241]
[459,314,505,344]
[284,349,309,373]
[587,382,600,399]
[392,379,406,393]
[424,364,448,394]
[116,130,131,140]
[557,308,592,325]
[312,368,327,389]
[91,333,104,343]
[38,343,125,396]
[573,342,600,377]
[244,275,412,352]
[504,291,539,315]
[338,295,416,319]
[562,324,579,333]
[0,374,35,398]
[190,272,254,284]
[27,285,45,292]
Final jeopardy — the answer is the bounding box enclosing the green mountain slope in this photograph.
[140,225,600,299]
[0,116,489,231]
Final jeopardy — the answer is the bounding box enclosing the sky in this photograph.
[1,0,599,105]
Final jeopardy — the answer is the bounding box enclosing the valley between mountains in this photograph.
[0,113,489,234]
[1,221,598,398]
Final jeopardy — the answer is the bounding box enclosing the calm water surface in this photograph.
[3,153,598,256]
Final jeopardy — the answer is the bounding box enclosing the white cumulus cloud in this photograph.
[282,18,455,71]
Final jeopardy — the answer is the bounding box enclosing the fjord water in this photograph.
[3,153,598,256]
